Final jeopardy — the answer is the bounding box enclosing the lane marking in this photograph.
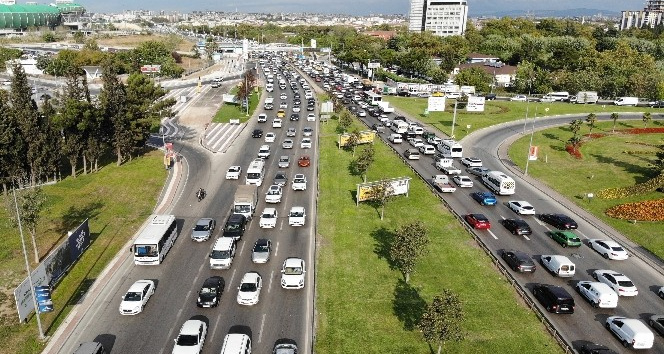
[487,229,498,240]
[576,229,590,239]
[258,313,266,343]
[523,235,531,241]
[268,270,274,294]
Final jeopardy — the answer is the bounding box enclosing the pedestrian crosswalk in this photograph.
[202,123,247,153]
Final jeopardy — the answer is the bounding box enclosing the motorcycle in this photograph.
[197,188,206,202]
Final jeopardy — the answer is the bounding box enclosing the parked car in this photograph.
[592,270,638,296]
[465,213,491,229]
[547,230,582,248]
[501,250,536,272]
[225,166,241,180]
[471,191,497,206]
[539,213,578,229]
[251,238,271,264]
[588,239,629,260]
[501,218,532,236]
[172,319,207,353]
[119,280,155,315]
[196,276,223,308]
[506,201,536,215]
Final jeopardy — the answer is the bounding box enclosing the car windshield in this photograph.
[294,178,305,183]
[135,245,158,257]
[570,237,581,243]
[200,286,217,295]
[262,212,275,218]
[123,291,141,301]
[194,224,210,231]
[225,223,241,231]
[284,266,303,275]
[290,211,304,217]
[240,283,257,292]
[234,205,250,214]
[211,250,231,259]
[611,246,624,252]
[268,189,280,195]
[176,334,198,346]
[254,244,269,252]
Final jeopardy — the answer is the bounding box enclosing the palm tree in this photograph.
[585,113,597,135]
[643,112,652,128]
[569,119,582,140]
[611,112,619,133]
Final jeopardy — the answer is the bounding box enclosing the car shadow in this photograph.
[93,334,116,353]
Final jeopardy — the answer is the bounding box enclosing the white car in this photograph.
[288,206,306,226]
[357,110,367,117]
[225,166,241,180]
[279,102,288,109]
[292,105,301,113]
[510,95,528,102]
[265,185,283,203]
[408,138,424,148]
[172,319,207,354]
[281,257,306,289]
[236,272,262,306]
[280,93,287,100]
[452,175,473,188]
[460,157,482,167]
[588,239,629,260]
[272,118,282,128]
[306,113,316,121]
[259,208,278,228]
[418,144,436,155]
[282,139,294,149]
[286,127,297,137]
[119,280,155,315]
[257,145,270,159]
[302,127,313,137]
[592,269,638,296]
[300,138,312,148]
[257,113,267,123]
[388,134,403,143]
[264,132,276,143]
[506,201,536,215]
[292,174,307,191]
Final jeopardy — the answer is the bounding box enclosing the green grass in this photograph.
[212,86,260,123]
[384,96,659,140]
[315,118,562,354]
[508,120,664,258]
[0,151,165,354]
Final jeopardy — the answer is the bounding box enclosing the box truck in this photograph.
[233,185,257,220]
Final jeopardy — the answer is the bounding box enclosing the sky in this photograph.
[78,0,649,15]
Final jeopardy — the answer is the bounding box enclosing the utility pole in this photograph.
[450,99,458,139]
[524,106,538,176]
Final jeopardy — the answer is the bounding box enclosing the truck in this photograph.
[570,91,598,104]
[435,158,462,175]
[431,175,456,193]
[233,185,258,220]
[614,96,639,106]
[377,101,395,113]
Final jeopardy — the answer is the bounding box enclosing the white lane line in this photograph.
[487,229,498,240]
[576,229,590,239]
[274,241,279,259]
[228,269,237,290]
[522,235,531,241]
[268,270,274,294]
[258,313,266,343]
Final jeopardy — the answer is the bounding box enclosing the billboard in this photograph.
[427,96,446,112]
[14,219,90,322]
[356,177,412,203]
[310,39,317,49]
[140,65,161,73]
[338,130,376,147]
[466,96,485,112]
[528,146,539,160]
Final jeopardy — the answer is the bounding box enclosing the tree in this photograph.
[352,145,375,182]
[343,130,360,156]
[585,113,597,135]
[98,59,129,166]
[611,112,619,133]
[338,110,353,132]
[364,178,395,220]
[569,119,582,140]
[454,67,493,93]
[389,221,429,282]
[643,112,652,128]
[72,31,85,44]
[6,187,46,263]
[418,289,465,354]
[0,89,24,191]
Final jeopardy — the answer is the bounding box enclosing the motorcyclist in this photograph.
[197,188,206,201]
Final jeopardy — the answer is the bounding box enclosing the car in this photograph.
[658,286,664,299]
[225,166,241,180]
[257,113,267,123]
[222,213,247,240]
[510,95,528,101]
[191,218,216,242]
[298,156,311,167]
[272,155,290,169]
[605,316,654,349]
[252,129,263,138]
[388,133,403,143]
[592,270,638,296]
[237,272,262,305]
[460,157,482,167]
[281,257,306,289]
[501,250,536,272]
[575,281,619,309]
[264,132,276,143]
[404,148,420,160]
[119,279,155,315]
[290,113,300,121]
[452,175,473,188]
[252,238,272,263]
[300,138,312,148]
[466,167,491,177]
[264,103,274,110]
[272,118,283,128]
[288,206,306,226]
[501,218,532,236]
[273,343,298,354]
[286,127,297,137]
[307,113,316,121]
[471,191,497,206]
[172,319,207,354]
[532,284,575,314]
[547,230,582,248]
[279,102,288,109]
[588,239,629,260]
[408,137,424,148]
[357,110,367,117]
[282,139,294,149]
[292,174,307,191]
[307,104,315,111]
[196,276,223,308]
[649,315,664,336]
[277,109,286,118]
[302,127,313,137]
[465,213,491,229]
[265,185,283,203]
[578,343,618,354]
[419,144,436,155]
[539,213,578,229]
[292,106,301,113]
[274,171,288,186]
[507,201,536,215]
[258,144,271,159]
[280,93,287,100]
[259,208,278,228]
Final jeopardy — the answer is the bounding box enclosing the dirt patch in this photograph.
[179,105,219,127]
[95,34,195,52]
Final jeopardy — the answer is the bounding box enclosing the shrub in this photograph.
[597,173,664,199]
[606,199,664,221]
[565,144,582,159]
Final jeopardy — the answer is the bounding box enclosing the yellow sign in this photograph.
[356,177,411,204]
[338,130,376,147]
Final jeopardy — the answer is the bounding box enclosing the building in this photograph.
[452,62,517,88]
[621,0,664,30]
[408,0,468,37]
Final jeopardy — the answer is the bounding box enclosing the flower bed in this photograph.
[606,199,664,221]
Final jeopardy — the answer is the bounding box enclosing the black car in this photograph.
[290,114,300,121]
[222,213,247,240]
[397,90,411,97]
[252,129,263,138]
[306,105,315,111]
[578,343,618,354]
[532,284,575,314]
[370,110,381,117]
[293,99,301,105]
[501,250,536,272]
[196,276,224,308]
[649,100,664,108]
[484,93,497,100]
[501,218,532,235]
[539,213,578,230]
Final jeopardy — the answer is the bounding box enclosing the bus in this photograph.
[436,139,463,158]
[482,171,516,195]
[132,214,178,265]
[245,158,266,186]
[365,91,382,106]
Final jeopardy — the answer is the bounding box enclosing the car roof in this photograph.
[290,206,305,212]
[228,213,246,222]
[241,272,260,283]
[202,276,221,287]
[196,218,213,224]
[180,319,204,334]
[128,279,153,292]
[263,207,277,213]
[255,238,270,246]
[294,173,305,178]
[284,257,303,267]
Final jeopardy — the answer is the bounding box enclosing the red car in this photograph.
[298,156,311,167]
[465,213,491,229]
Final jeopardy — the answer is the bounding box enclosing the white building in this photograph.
[621,0,664,30]
[408,0,468,37]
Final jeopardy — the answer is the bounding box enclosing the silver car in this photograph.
[278,155,290,168]
[252,239,271,263]
[191,218,215,242]
[286,127,297,137]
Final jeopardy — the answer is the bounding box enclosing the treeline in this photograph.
[0,60,174,190]
[182,18,664,98]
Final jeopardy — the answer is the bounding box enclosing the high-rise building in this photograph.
[621,1,664,30]
[408,0,468,37]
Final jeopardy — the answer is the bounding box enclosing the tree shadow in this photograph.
[590,154,656,183]
[56,202,103,236]
[392,278,427,331]
[347,160,362,178]
[371,227,397,270]
[543,132,565,143]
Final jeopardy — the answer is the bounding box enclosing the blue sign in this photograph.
[34,286,53,313]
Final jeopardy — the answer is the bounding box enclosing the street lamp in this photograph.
[450,99,458,138]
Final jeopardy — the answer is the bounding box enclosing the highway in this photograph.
[55,58,317,353]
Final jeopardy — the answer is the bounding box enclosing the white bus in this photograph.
[365,91,382,106]
[482,171,516,195]
[436,139,463,158]
[132,214,178,265]
[245,158,266,186]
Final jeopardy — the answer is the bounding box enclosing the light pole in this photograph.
[450,99,458,138]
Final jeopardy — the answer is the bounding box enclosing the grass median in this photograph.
[315,118,562,353]
[212,86,260,124]
[508,120,664,258]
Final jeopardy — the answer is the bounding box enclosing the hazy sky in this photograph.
[79,0,648,15]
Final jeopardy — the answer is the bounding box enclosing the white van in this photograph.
[540,255,575,277]
[605,316,654,349]
[575,281,618,308]
[209,238,236,269]
[220,333,252,354]
[614,96,638,106]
